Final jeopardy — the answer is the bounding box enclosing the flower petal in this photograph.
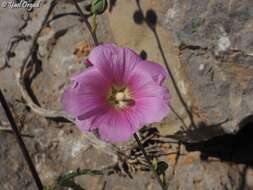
[126,70,170,124]
[87,44,119,81]
[91,109,137,142]
[132,95,170,124]
[88,44,142,84]
[75,118,92,132]
[134,60,168,85]
[62,67,109,117]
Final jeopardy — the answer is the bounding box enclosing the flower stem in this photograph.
[0,90,43,190]
[71,0,99,46]
[133,133,166,190]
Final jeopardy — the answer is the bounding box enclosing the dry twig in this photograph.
[0,35,29,71]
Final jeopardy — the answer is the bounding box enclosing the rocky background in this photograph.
[0,0,253,189]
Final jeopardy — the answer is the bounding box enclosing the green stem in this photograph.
[133,133,166,190]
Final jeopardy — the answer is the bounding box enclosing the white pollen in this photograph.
[115,92,125,101]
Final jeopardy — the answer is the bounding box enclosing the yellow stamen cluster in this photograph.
[107,85,133,109]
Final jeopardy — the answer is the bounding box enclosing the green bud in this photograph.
[91,0,107,15]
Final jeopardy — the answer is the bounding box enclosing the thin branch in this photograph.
[48,12,83,24]
[0,90,43,190]
[169,105,188,131]
[20,0,57,75]
[71,0,99,46]
[0,35,29,71]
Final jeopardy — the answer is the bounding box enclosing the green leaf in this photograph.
[156,161,168,176]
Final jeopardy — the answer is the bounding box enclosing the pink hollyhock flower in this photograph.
[62,44,170,143]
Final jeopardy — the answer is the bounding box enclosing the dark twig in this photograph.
[153,30,195,127]
[20,0,57,75]
[48,12,92,24]
[0,90,43,190]
[71,0,99,46]
[0,35,30,71]
[134,133,166,190]
[169,105,188,131]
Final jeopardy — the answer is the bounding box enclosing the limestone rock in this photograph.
[164,0,253,135]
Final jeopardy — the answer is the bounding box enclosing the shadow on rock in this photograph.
[169,117,253,166]
[109,0,118,12]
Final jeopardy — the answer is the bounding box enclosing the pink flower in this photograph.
[62,44,170,143]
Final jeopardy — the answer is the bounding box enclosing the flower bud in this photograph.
[91,0,107,15]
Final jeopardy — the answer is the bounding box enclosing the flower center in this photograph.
[107,85,134,109]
